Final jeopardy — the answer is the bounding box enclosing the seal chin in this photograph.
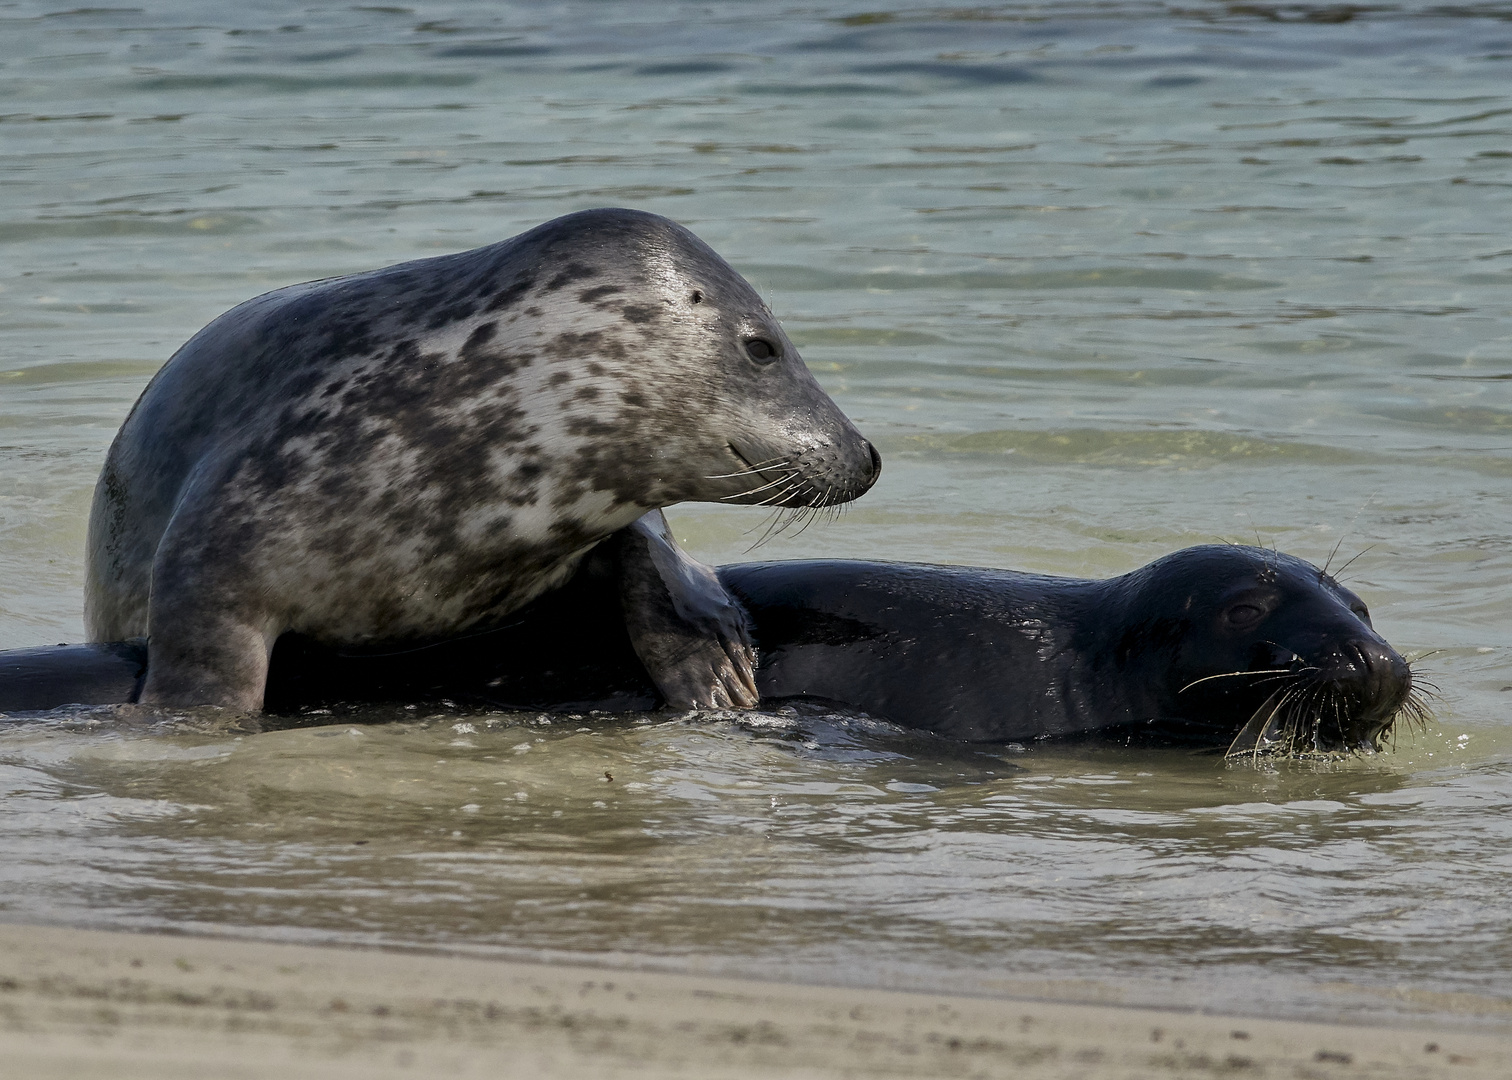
[718,438,880,508]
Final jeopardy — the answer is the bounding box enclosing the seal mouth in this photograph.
[709,444,799,505]
[715,442,849,509]
[1222,650,1429,760]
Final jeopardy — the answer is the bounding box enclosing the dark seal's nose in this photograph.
[1349,637,1412,720]
[865,441,882,485]
[1319,635,1412,750]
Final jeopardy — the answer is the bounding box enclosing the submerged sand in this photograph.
[0,922,1508,1079]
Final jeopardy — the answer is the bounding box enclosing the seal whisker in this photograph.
[745,510,794,551]
[1321,533,1349,578]
[1227,687,1291,759]
[787,504,825,539]
[1404,649,1444,665]
[1245,669,1318,691]
[719,468,802,502]
[1180,668,1295,694]
[1321,491,1378,578]
[1282,683,1321,750]
[756,475,807,509]
[1282,683,1325,755]
[744,477,815,549]
[1330,544,1377,582]
[704,458,792,480]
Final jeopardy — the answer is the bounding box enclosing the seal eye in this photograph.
[1225,603,1265,627]
[690,290,703,304]
[1352,604,1370,622]
[744,338,780,363]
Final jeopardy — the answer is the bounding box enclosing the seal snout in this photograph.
[806,433,881,506]
[720,432,880,509]
[1314,635,1413,750]
[1339,637,1412,717]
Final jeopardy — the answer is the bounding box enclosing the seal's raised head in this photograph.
[471,209,881,512]
[1122,545,1414,754]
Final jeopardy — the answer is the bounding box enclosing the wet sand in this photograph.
[1,922,1507,1079]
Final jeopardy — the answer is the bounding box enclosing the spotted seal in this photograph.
[83,209,880,710]
[17,517,1416,755]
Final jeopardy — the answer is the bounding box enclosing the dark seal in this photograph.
[13,518,1415,755]
[719,543,1416,754]
[82,210,879,710]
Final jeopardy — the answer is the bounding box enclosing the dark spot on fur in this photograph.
[578,285,624,304]
[486,277,535,313]
[544,263,599,292]
[566,416,619,438]
[463,322,498,350]
[620,390,647,408]
[548,372,571,387]
[621,304,658,324]
[541,332,627,364]
[426,299,478,330]
[574,386,601,402]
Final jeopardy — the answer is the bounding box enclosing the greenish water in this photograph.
[2,0,1511,1030]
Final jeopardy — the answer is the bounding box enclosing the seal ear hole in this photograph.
[744,337,780,363]
[690,290,703,304]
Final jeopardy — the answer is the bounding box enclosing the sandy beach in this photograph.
[0,922,1506,1080]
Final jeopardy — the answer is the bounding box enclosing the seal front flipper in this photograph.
[613,509,758,710]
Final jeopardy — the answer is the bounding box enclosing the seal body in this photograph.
[84,209,879,709]
[722,546,1413,752]
[5,535,1413,756]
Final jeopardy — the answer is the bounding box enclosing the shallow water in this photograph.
[1,0,1510,1029]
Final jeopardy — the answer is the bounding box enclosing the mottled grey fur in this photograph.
[85,208,878,709]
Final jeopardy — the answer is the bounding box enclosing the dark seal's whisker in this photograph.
[1226,687,1293,759]
[1329,545,1377,582]
[1180,668,1296,694]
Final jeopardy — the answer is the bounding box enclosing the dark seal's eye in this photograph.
[1225,603,1265,627]
[744,338,780,363]
[1352,604,1370,622]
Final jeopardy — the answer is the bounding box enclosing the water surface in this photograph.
[1,0,1510,1030]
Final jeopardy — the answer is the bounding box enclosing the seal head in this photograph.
[1119,546,1414,754]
